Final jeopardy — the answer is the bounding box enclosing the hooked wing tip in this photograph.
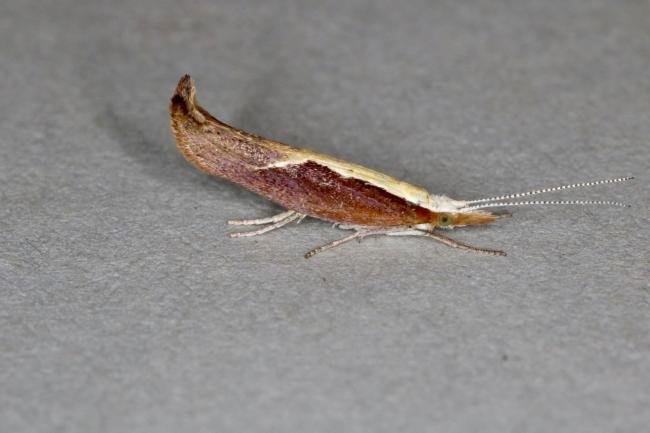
[170,74,205,123]
[174,74,194,98]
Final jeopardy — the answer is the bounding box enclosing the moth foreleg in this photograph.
[229,211,303,238]
[228,210,297,226]
[404,229,507,256]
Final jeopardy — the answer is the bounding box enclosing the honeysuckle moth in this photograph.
[170,75,633,258]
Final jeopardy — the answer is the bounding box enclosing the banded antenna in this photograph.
[465,176,633,205]
[463,199,631,212]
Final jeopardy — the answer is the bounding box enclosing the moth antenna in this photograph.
[465,176,634,204]
[463,199,630,211]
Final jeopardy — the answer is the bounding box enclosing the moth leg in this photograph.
[229,212,302,238]
[402,229,507,256]
[228,210,296,226]
[304,229,388,258]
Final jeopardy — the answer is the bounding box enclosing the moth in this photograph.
[170,75,632,258]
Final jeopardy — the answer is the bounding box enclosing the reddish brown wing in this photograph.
[249,161,434,225]
[170,75,436,227]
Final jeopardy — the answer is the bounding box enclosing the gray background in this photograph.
[1,0,649,432]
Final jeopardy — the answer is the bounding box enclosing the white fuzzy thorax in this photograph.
[424,194,469,212]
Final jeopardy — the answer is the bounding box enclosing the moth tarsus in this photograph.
[170,75,633,258]
[228,211,302,238]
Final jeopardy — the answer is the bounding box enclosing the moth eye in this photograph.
[439,214,452,226]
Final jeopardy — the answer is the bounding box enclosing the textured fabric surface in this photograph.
[1,1,648,432]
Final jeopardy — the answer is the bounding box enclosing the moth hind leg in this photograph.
[228,210,297,226]
[229,211,304,238]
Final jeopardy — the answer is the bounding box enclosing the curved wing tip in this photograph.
[170,74,205,123]
[172,74,195,103]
